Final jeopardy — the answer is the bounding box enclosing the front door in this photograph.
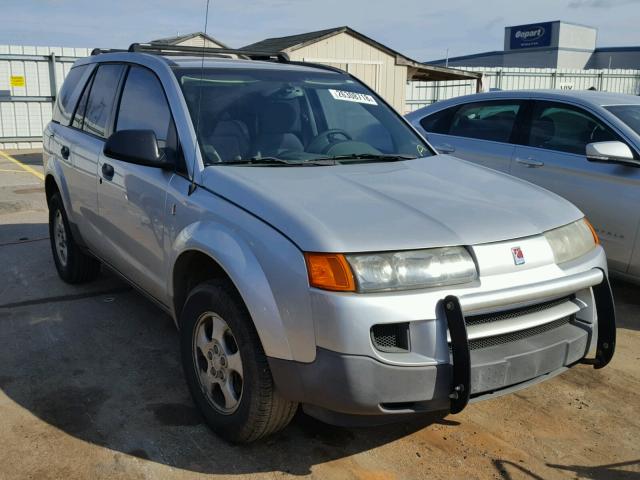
[97,65,180,301]
[511,100,640,273]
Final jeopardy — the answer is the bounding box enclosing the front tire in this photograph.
[180,280,297,443]
[48,193,100,284]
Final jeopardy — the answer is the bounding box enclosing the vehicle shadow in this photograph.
[493,459,640,480]
[546,459,640,480]
[610,279,640,332]
[0,232,447,476]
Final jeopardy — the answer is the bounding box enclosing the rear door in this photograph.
[64,63,125,250]
[418,100,525,174]
[97,65,181,301]
[45,63,95,226]
[511,100,640,273]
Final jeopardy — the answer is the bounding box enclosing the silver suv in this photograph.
[43,44,615,443]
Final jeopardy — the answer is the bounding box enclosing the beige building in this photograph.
[244,27,480,113]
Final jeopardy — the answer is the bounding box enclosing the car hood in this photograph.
[201,155,583,252]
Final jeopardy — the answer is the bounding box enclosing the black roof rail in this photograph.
[90,48,128,56]
[127,43,290,63]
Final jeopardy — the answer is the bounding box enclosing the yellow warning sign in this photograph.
[10,76,25,87]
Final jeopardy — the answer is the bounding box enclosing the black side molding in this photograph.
[580,269,616,369]
[443,295,471,414]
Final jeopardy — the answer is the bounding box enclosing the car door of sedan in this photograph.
[510,100,640,274]
[417,100,525,174]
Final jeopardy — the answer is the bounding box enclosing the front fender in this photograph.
[169,220,316,362]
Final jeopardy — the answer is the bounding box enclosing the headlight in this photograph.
[545,218,599,265]
[346,246,477,292]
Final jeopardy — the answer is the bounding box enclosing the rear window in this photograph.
[52,64,95,125]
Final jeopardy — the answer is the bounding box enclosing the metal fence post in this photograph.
[49,52,57,100]
[551,70,557,89]
[598,71,604,91]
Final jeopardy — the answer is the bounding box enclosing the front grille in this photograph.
[467,315,573,350]
[371,323,410,353]
[464,296,573,327]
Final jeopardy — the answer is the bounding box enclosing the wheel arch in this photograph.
[44,174,59,207]
[169,221,297,361]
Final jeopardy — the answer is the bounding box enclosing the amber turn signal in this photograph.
[304,253,356,292]
[584,218,600,245]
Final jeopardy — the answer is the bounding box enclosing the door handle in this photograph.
[515,157,544,168]
[101,163,114,180]
[60,145,70,160]
[434,144,455,154]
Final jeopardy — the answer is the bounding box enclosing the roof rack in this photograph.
[89,44,352,75]
[126,43,290,62]
[90,48,128,56]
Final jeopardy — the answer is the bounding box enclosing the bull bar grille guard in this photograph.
[443,268,616,414]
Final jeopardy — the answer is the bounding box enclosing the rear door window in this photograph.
[52,64,95,125]
[449,101,522,143]
[82,64,125,139]
[527,101,619,155]
[71,71,95,130]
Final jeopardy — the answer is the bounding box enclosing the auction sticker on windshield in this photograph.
[329,89,378,105]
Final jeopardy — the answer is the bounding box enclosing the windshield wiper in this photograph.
[228,157,333,167]
[328,153,417,163]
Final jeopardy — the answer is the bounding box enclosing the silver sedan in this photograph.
[407,90,640,283]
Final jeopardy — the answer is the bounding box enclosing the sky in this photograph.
[2,0,640,61]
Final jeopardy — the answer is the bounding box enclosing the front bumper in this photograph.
[269,259,616,422]
[445,268,615,413]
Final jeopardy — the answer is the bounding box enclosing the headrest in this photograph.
[530,117,555,145]
[260,102,298,134]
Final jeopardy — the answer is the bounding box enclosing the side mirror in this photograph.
[586,141,638,166]
[104,130,173,168]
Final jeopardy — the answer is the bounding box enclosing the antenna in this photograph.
[188,0,211,196]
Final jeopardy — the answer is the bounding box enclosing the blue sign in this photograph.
[509,22,552,50]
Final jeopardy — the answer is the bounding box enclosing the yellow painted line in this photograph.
[0,168,28,173]
[0,150,44,181]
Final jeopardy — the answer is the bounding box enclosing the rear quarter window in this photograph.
[52,64,95,126]
[419,107,456,134]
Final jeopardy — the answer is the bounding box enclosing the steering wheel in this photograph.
[307,129,353,154]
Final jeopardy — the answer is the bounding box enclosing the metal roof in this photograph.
[244,26,481,82]
[150,32,229,49]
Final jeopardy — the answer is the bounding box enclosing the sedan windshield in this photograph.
[173,67,432,165]
[605,105,640,136]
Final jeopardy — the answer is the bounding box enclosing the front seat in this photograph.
[529,117,555,148]
[200,112,250,164]
[254,102,304,157]
[207,120,250,162]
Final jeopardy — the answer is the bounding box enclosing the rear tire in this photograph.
[180,279,297,443]
[48,193,100,284]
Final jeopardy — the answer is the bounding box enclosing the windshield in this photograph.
[605,105,640,136]
[173,67,432,165]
